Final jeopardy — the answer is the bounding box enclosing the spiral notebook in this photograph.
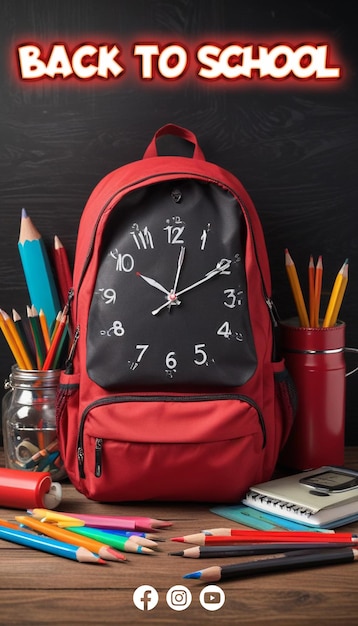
[242,465,358,528]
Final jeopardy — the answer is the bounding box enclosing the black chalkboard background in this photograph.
[1,0,357,443]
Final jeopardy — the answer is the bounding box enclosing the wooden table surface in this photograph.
[0,448,357,626]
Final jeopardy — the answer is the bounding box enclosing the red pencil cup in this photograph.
[279,318,346,470]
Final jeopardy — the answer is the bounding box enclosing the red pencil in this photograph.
[308,254,315,327]
[53,235,73,307]
[42,309,68,370]
[171,531,358,545]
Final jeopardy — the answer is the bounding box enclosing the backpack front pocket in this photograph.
[77,394,266,503]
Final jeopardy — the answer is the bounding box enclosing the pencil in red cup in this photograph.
[313,255,323,327]
[308,254,315,327]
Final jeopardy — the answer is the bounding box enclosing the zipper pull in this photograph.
[65,326,80,374]
[77,445,85,478]
[265,297,282,362]
[66,287,74,311]
[265,296,279,327]
[95,438,103,477]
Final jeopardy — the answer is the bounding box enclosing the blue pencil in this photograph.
[0,525,104,563]
[18,208,61,328]
[98,529,163,540]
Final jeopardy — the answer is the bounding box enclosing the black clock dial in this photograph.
[87,178,257,388]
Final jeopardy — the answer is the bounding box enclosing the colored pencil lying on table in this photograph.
[202,527,334,537]
[102,529,164,541]
[0,519,29,531]
[171,531,358,545]
[183,548,358,582]
[88,529,158,548]
[16,516,127,562]
[0,525,105,564]
[170,542,356,558]
[65,526,154,554]
[28,509,85,527]
[28,509,172,531]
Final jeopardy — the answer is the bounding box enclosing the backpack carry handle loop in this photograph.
[143,123,206,160]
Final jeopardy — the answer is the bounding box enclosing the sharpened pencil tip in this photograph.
[171,537,184,542]
[168,551,184,556]
[21,208,28,219]
[183,571,201,579]
[136,546,154,554]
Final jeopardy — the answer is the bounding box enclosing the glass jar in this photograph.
[2,366,66,481]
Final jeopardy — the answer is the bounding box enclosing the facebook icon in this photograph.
[133,585,159,611]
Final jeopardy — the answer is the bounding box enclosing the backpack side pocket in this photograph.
[56,371,80,478]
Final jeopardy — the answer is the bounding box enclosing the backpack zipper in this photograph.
[77,393,267,478]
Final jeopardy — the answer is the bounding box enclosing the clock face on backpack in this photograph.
[87,179,257,388]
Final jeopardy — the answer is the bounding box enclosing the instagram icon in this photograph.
[166,585,192,611]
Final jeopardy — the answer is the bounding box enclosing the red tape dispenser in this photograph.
[0,468,62,510]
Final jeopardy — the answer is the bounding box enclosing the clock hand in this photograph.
[176,259,231,297]
[168,246,186,310]
[136,272,170,295]
[172,246,186,294]
[151,259,231,316]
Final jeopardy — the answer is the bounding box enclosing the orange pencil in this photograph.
[39,309,51,351]
[16,516,127,562]
[285,249,309,327]
[42,309,68,370]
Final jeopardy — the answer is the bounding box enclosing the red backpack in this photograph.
[57,124,295,503]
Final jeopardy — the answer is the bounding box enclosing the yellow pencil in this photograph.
[285,249,309,327]
[323,259,348,327]
[0,309,31,369]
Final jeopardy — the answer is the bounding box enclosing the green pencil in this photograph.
[65,526,154,554]
[27,305,46,368]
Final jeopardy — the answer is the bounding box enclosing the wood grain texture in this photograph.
[0,0,357,442]
[0,448,357,625]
